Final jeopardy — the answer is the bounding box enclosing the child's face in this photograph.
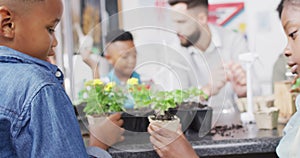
[11,0,63,61]
[106,40,137,77]
[281,4,300,74]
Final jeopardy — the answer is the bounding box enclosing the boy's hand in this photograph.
[74,23,100,78]
[74,23,94,61]
[148,123,199,158]
[225,62,247,97]
[75,23,94,63]
[89,113,124,150]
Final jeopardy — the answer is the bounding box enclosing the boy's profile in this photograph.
[0,0,123,157]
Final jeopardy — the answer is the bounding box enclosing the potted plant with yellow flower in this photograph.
[120,78,154,132]
[147,89,184,132]
[79,79,126,125]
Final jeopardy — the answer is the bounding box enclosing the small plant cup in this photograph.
[86,114,106,125]
[254,107,280,130]
[148,115,181,132]
[147,90,182,132]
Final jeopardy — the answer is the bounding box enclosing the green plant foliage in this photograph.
[127,78,152,109]
[79,79,126,115]
[77,78,207,117]
[151,87,207,115]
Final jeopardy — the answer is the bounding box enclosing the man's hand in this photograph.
[148,123,199,158]
[201,65,227,100]
[89,113,125,150]
[225,62,247,97]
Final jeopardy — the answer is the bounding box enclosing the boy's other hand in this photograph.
[148,123,199,158]
[89,113,124,150]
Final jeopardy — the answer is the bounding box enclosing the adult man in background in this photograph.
[163,0,260,126]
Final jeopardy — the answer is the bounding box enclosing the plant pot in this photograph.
[168,108,196,132]
[169,102,212,136]
[189,107,212,135]
[86,114,106,125]
[148,115,180,132]
[121,109,154,132]
[254,107,279,129]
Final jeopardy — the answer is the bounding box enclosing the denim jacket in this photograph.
[0,46,111,158]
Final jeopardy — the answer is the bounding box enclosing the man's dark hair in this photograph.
[168,0,208,9]
[277,0,284,19]
[105,29,133,43]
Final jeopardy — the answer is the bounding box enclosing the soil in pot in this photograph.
[148,112,180,132]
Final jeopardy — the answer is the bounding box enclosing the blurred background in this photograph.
[55,0,285,102]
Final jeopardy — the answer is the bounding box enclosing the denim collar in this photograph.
[0,46,64,83]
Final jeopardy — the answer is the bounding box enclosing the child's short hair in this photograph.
[105,29,133,44]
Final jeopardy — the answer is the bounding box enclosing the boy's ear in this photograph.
[0,6,15,39]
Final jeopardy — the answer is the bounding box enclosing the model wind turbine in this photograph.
[239,53,259,123]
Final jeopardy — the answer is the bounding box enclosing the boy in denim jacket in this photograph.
[0,0,123,157]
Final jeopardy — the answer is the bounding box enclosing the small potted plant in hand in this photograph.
[78,79,126,125]
[148,90,185,132]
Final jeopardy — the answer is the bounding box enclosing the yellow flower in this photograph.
[92,79,103,86]
[127,78,139,85]
[84,80,93,87]
[104,82,116,91]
